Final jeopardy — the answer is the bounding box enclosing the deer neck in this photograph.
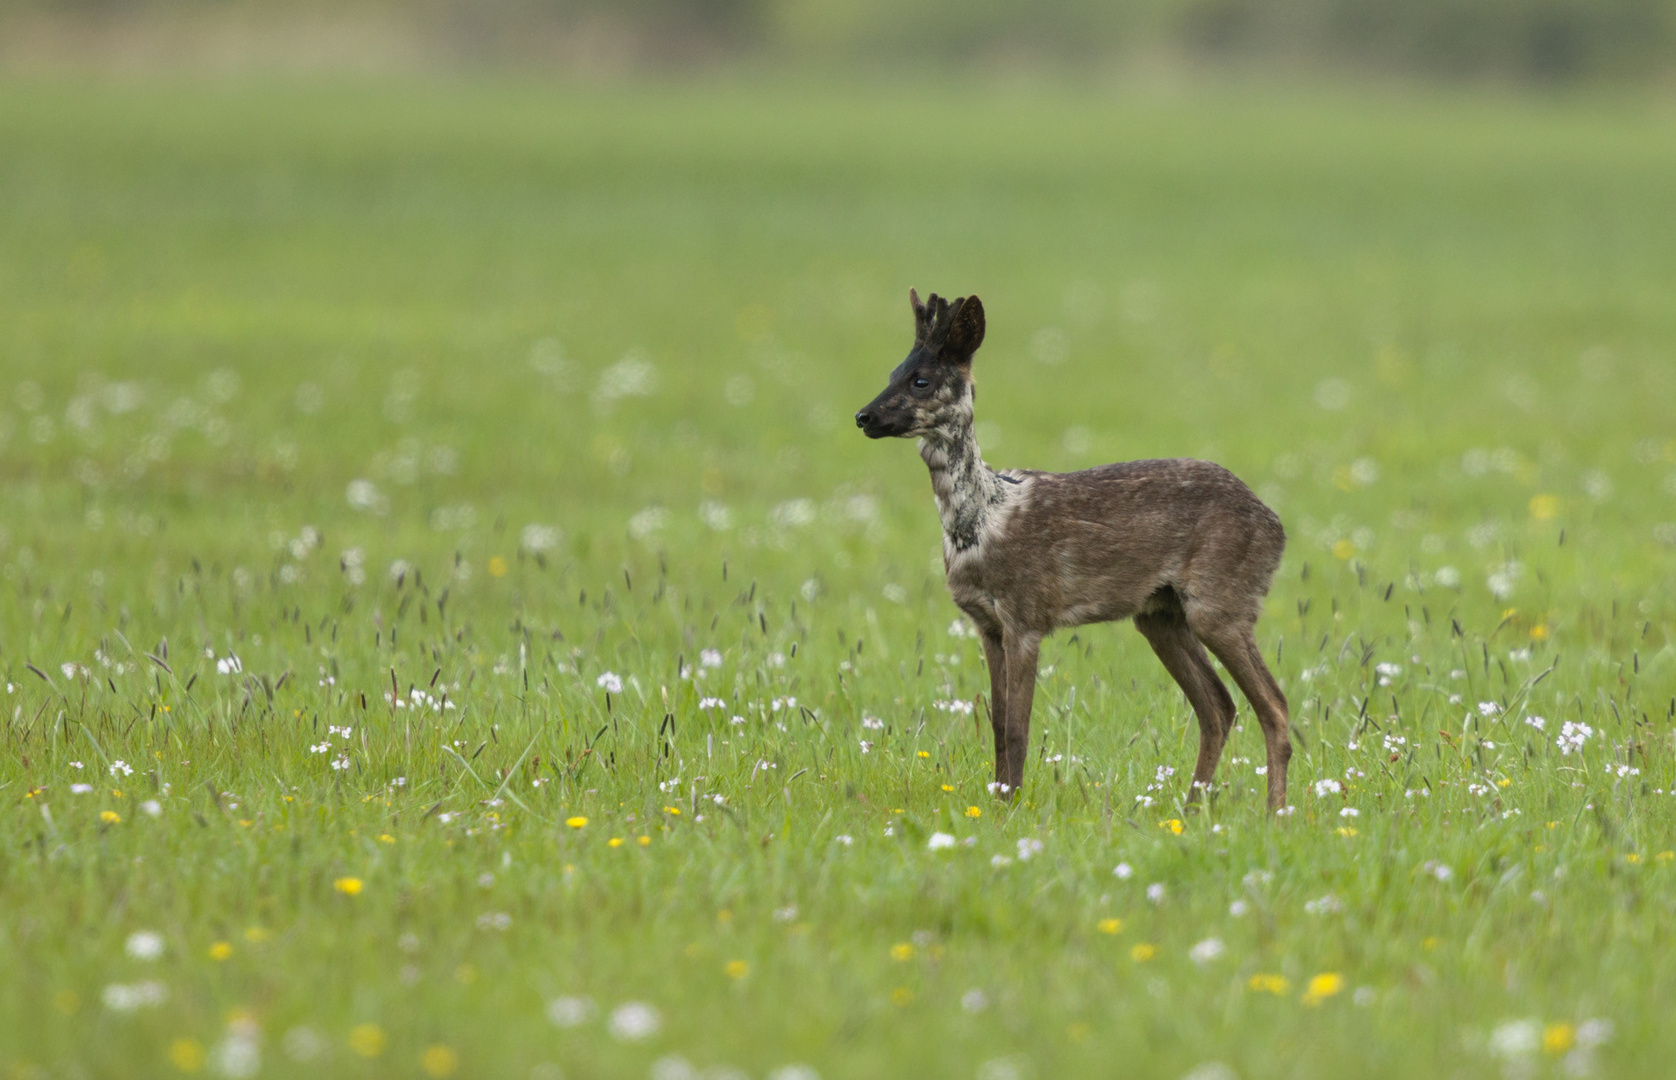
[919,414,1005,554]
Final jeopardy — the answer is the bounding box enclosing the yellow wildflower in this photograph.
[421,1045,459,1078]
[941,784,954,792]
[1302,972,1344,1005]
[664,806,682,816]
[377,834,395,844]
[890,987,913,1005]
[334,877,363,896]
[566,816,588,829]
[890,943,915,962]
[101,811,122,824]
[1130,944,1156,962]
[965,806,982,818]
[1248,973,1290,995]
[488,556,508,578]
[724,960,749,979]
[1160,819,1183,835]
[608,837,624,848]
[209,942,233,961]
[1097,918,1123,935]
[1543,1024,1575,1054]
[638,835,650,846]
[168,1038,206,1072]
[348,1024,386,1058]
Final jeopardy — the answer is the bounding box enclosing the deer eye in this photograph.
[912,377,930,389]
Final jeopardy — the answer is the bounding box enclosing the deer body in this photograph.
[858,291,1292,809]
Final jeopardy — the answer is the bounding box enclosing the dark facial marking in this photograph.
[856,290,985,439]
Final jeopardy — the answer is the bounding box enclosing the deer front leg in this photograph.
[978,629,1009,791]
[999,629,1042,795]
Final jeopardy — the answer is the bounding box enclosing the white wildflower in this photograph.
[282,1027,325,1063]
[212,1022,261,1078]
[650,1057,698,1080]
[125,931,165,960]
[546,996,596,1028]
[102,981,168,1011]
[1556,721,1593,755]
[609,1002,661,1041]
[521,524,561,552]
[1488,1019,1541,1059]
[1577,1019,1614,1047]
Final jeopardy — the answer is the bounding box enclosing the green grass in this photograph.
[1,76,1675,1080]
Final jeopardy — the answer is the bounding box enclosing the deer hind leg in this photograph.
[998,629,1042,796]
[1197,621,1292,811]
[978,629,1010,793]
[1134,610,1237,805]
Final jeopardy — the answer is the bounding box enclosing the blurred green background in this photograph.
[4,0,1676,80]
[4,6,1676,1080]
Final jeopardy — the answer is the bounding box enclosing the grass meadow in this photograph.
[1,78,1675,1079]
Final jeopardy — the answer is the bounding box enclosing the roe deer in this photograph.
[855,291,1292,809]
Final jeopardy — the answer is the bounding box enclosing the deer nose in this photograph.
[854,410,871,429]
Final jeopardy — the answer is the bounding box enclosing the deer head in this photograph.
[855,289,985,440]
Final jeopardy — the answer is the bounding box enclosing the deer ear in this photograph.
[943,295,985,362]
